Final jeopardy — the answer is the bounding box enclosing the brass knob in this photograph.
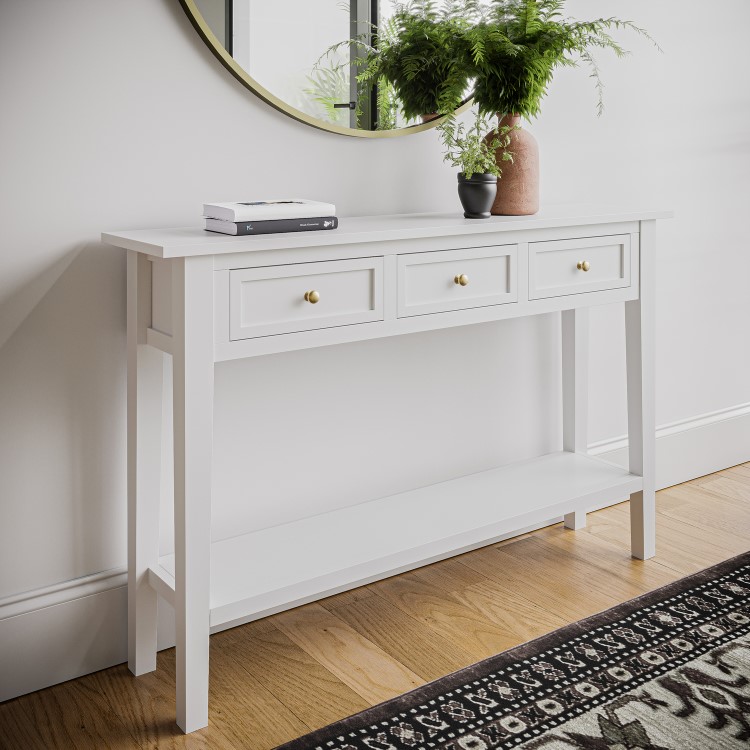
[454,274,469,286]
[576,261,591,272]
[304,290,320,304]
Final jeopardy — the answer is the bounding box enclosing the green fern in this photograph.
[319,0,658,128]
[465,0,661,119]
[375,77,401,130]
[438,107,515,179]
[356,1,478,120]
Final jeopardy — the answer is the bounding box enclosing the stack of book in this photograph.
[203,199,338,236]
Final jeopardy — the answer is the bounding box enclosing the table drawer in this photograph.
[529,235,631,300]
[398,245,517,318]
[229,257,383,340]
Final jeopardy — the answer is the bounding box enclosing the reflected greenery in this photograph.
[184,0,657,135]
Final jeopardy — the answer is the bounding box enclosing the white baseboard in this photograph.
[0,581,127,703]
[2,402,748,703]
[0,572,176,703]
[589,402,750,490]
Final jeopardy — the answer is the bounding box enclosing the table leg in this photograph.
[561,307,589,530]
[127,252,163,676]
[172,256,215,733]
[626,222,656,560]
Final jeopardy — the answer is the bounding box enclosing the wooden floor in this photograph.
[2,463,750,750]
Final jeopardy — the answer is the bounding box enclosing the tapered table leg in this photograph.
[562,307,589,531]
[626,221,656,560]
[127,251,164,676]
[171,256,215,733]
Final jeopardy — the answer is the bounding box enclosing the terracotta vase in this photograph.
[490,113,539,216]
[421,113,439,123]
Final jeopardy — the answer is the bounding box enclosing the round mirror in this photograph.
[180,0,470,137]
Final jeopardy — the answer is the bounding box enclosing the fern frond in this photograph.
[465,0,660,119]
[437,106,515,178]
[341,0,659,126]
[580,49,604,117]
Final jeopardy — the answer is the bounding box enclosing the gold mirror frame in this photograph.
[179,0,471,138]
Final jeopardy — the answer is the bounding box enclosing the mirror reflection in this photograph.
[192,0,469,132]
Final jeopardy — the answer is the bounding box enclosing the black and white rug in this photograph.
[276,551,750,750]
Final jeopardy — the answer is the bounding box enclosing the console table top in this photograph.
[103,205,671,258]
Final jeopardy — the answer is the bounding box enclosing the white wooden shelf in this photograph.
[155,451,641,629]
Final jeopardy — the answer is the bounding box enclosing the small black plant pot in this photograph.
[457,172,497,219]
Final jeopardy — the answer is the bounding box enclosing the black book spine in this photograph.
[233,216,338,235]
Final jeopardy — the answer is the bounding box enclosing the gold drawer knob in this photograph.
[304,290,320,304]
[454,274,469,286]
[576,261,591,272]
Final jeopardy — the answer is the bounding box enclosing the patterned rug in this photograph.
[276,551,750,750]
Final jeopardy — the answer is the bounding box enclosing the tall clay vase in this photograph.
[491,114,539,216]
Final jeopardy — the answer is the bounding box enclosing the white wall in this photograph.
[1,0,749,700]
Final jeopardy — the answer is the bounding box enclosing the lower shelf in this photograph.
[157,451,642,628]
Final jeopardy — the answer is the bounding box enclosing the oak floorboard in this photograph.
[237,614,278,636]
[693,462,750,485]
[326,592,477,681]
[658,484,750,536]
[86,662,217,750]
[0,701,32,750]
[373,571,547,660]
[0,700,49,750]
[582,502,746,576]
[410,555,489,592]
[494,528,545,547]
[85,634,309,750]
[729,462,750,478]
[721,466,750,487]
[502,535,663,601]
[218,625,369,730]
[202,645,312,750]
[0,674,141,750]
[535,523,681,594]
[272,603,423,704]
[608,498,750,557]
[698,475,750,503]
[459,538,623,623]
[453,577,569,643]
[318,583,378,609]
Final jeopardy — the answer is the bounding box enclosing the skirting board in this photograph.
[589,401,750,490]
[2,402,748,703]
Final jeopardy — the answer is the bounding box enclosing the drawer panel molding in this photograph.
[529,234,631,300]
[229,257,383,340]
[398,244,518,318]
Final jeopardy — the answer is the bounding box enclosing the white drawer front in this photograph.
[529,234,631,300]
[230,257,383,339]
[398,245,517,318]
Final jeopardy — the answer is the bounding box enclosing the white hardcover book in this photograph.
[203,199,336,222]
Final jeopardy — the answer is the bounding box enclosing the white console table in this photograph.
[104,206,668,733]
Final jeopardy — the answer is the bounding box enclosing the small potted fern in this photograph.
[438,109,514,219]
